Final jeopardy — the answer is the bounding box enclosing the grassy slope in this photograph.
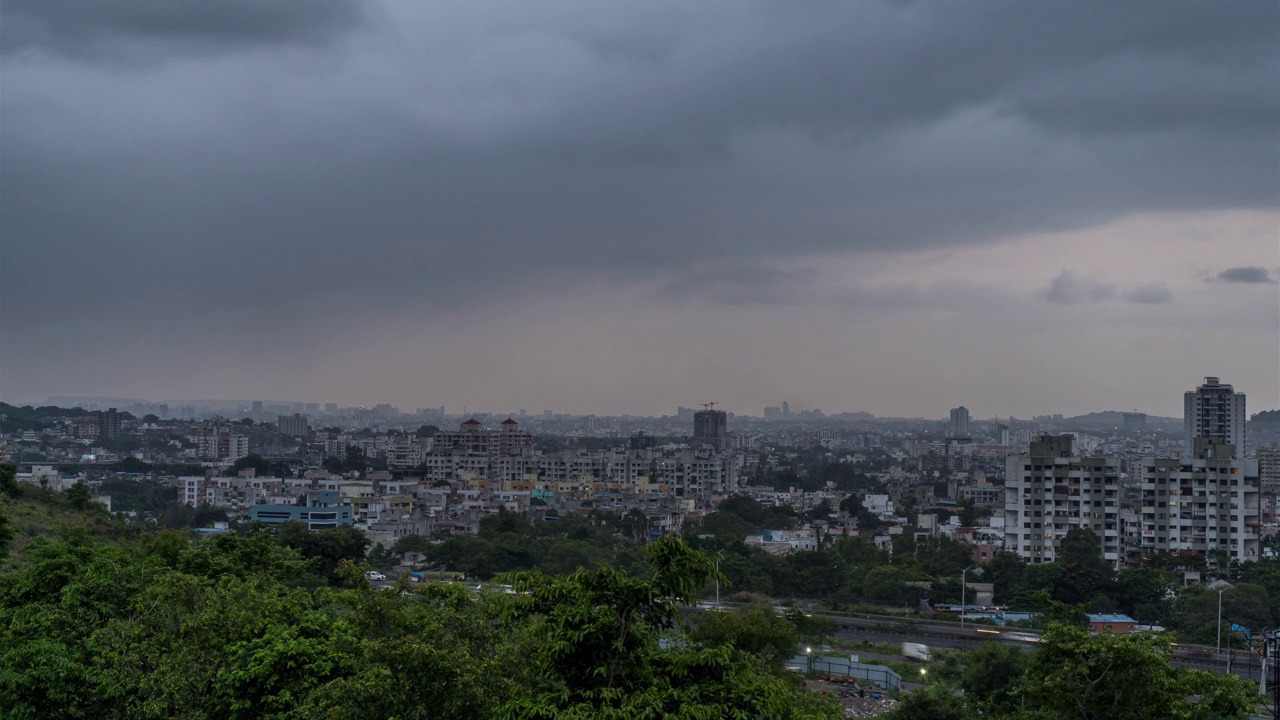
[2,487,137,568]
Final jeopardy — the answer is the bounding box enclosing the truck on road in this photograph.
[902,642,931,661]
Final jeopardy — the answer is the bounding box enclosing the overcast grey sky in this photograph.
[2,0,1278,418]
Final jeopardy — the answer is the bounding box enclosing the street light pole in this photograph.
[1218,589,1225,655]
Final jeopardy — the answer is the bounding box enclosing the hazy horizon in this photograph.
[3,1,1278,419]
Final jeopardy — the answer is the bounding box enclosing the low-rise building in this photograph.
[251,490,353,529]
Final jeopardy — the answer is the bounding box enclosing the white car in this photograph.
[366,571,387,581]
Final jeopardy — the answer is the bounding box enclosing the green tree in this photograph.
[1013,563,1065,608]
[687,511,755,542]
[688,603,798,672]
[1170,583,1273,644]
[231,453,272,476]
[415,424,440,438]
[1022,621,1254,719]
[368,542,396,570]
[1116,566,1176,619]
[1237,557,1280,621]
[987,549,1025,604]
[276,523,371,582]
[323,446,369,476]
[501,537,841,719]
[98,479,176,513]
[111,456,152,474]
[64,482,93,511]
[960,641,1030,713]
[1054,528,1116,605]
[808,499,834,522]
[391,533,433,556]
[839,495,864,515]
[861,566,909,604]
[0,463,19,498]
[0,502,13,562]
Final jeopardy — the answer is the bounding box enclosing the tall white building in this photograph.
[226,434,249,462]
[1004,435,1122,568]
[949,406,970,437]
[1138,438,1260,564]
[1184,377,1245,459]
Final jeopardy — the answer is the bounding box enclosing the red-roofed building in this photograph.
[432,418,533,456]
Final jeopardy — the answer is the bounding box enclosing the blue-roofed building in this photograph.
[1087,613,1137,634]
[251,490,353,530]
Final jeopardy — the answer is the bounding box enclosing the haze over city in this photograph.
[2,0,1278,417]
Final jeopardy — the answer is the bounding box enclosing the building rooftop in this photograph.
[1087,614,1136,624]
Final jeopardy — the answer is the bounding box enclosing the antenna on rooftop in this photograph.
[702,402,717,411]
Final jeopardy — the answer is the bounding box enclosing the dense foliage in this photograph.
[886,628,1255,720]
[0,487,841,720]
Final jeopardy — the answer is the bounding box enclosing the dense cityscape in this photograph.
[2,376,1279,716]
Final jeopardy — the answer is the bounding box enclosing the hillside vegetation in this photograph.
[0,465,1259,720]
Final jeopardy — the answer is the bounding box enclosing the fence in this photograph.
[786,654,902,691]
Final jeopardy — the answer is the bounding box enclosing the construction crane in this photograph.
[701,402,717,412]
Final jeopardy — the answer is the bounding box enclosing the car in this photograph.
[366,571,387,581]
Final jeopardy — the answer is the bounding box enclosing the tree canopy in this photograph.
[0,495,843,720]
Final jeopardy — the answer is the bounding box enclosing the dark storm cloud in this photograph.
[1038,271,1116,305]
[1,0,362,58]
[1,0,1277,387]
[1213,266,1277,284]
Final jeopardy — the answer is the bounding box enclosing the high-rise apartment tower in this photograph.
[693,408,728,450]
[1184,377,1245,459]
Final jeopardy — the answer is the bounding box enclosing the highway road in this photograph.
[695,602,1268,682]
[827,616,1267,681]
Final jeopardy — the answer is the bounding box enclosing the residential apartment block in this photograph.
[1258,444,1280,492]
[192,423,249,462]
[1138,438,1260,564]
[432,418,533,456]
[278,413,310,438]
[1184,377,1246,458]
[693,409,728,450]
[1004,435,1122,568]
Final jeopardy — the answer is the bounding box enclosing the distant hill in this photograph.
[1252,410,1280,427]
[0,402,101,433]
[1061,411,1181,428]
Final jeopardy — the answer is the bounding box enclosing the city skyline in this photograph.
[2,1,1278,421]
[4,375,1270,424]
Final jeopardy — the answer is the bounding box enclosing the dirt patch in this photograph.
[806,677,900,718]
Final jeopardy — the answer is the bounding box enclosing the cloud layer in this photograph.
[1215,266,1277,284]
[1,0,1277,415]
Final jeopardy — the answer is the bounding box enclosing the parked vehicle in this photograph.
[902,642,931,661]
[366,571,386,581]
